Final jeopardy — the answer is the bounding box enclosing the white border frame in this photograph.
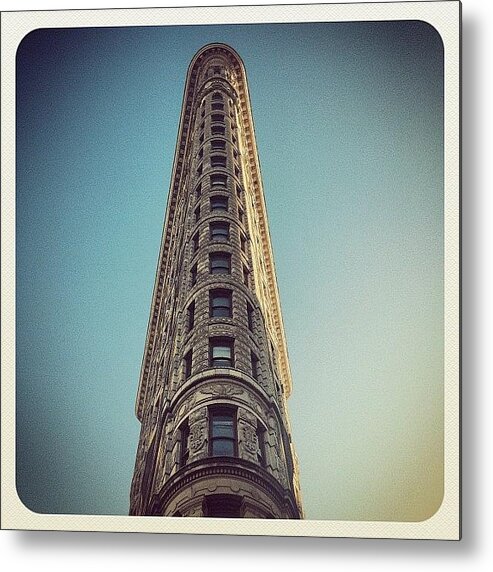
[0,1,460,539]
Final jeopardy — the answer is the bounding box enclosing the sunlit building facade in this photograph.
[130,44,302,519]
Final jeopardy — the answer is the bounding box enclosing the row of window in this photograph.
[195,175,242,195]
[190,253,250,286]
[183,337,259,380]
[194,191,244,222]
[196,156,240,178]
[179,405,266,466]
[187,289,254,327]
[192,222,248,252]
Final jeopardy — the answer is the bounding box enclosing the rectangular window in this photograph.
[211,155,226,168]
[195,182,202,199]
[243,265,250,287]
[192,232,199,253]
[211,125,225,136]
[199,132,204,144]
[211,113,225,124]
[211,139,226,151]
[210,408,236,457]
[194,205,201,222]
[211,102,224,111]
[240,234,247,253]
[209,252,231,275]
[236,184,242,197]
[180,420,190,467]
[209,337,234,368]
[256,423,266,467]
[210,173,227,188]
[246,302,254,331]
[210,289,232,318]
[210,221,230,242]
[187,301,195,331]
[234,165,240,178]
[210,195,228,212]
[198,147,203,159]
[184,350,193,379]
[191,263,197,286]
[251,351,259,380]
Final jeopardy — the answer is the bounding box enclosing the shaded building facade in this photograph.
[130,44,302,519]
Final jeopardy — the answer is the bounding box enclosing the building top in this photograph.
[135,43,293,421]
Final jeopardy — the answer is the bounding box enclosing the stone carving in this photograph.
[177,392,197,418]
[201,383,243,398]
[241,424,258,457]
[188,407,208,458]
[238,408,258,463]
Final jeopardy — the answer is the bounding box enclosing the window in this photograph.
[210,289,232,318]
[198,147,203,159]
[184,350,193,379]
[240,234,247,253]
[209,408,235,456]
[209,252,231,274]
[187,300,195,331]
[211,113,225,124]
[211,139,226,151]
[201,108,205,118]
[246,302,254,331]
[243,265,250,287]
[209,337,234,368]
[232,134,237,145]
[211,125,225,136]
[210,173,227,188]
[210,221,229,242]
[191,263,197,286]
[203,494,241,518]
[212,92,223,101]
[199,132,204,144]
[234,165,240,178]
[195,182,202,199]
[213,66,221,75]
[236,184,242,197]
[210,195,228,212]
[211,102,224,111]
[180,420,190,467]
[192,232,199,253]
[251,351,259,380]
[256,423,266,467]
[211,155,226,168]
[238,208,244,224]
[233,149,238,161]
[194,205,201,222]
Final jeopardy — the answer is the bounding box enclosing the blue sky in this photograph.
[16,20,443,520]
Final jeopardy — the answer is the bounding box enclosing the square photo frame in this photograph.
[1,1,460,539]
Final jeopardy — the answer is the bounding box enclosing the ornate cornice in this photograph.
[135,43,293,421]
[149,457,300,518]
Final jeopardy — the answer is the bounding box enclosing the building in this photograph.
[129,43,302,519]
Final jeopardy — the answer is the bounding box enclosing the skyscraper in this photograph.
[130,43,302,519]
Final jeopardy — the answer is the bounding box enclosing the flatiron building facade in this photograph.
[130,44,302,519]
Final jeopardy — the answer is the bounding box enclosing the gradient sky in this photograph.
[16,20,443,521]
